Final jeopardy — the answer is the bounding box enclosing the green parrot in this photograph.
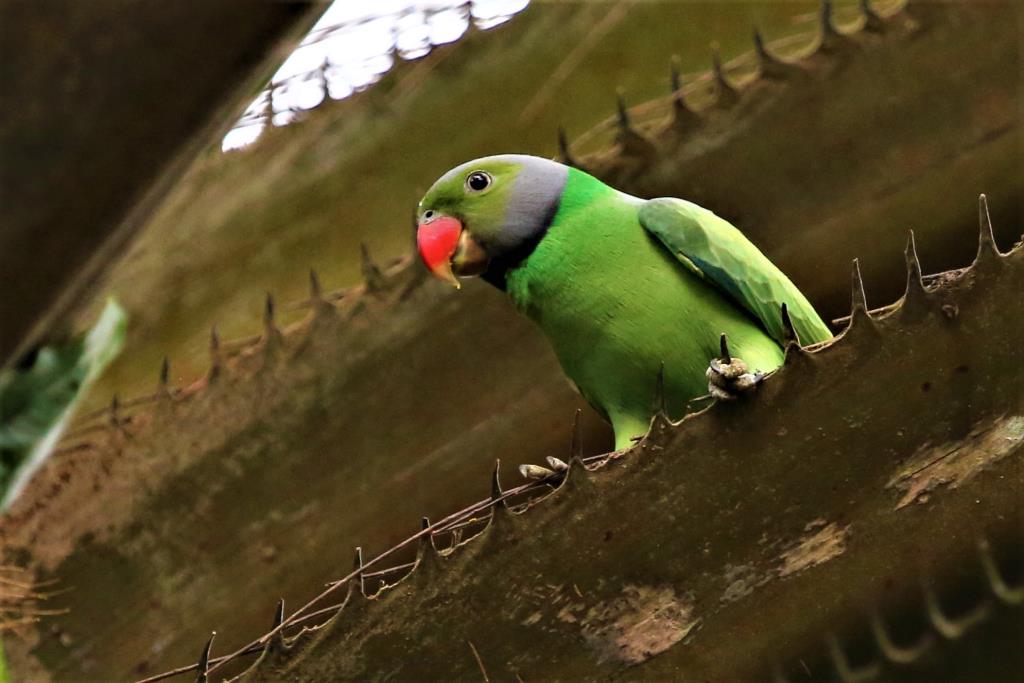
[416,155,832,449]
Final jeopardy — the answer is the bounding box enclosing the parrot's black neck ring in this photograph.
[482,195,562,291]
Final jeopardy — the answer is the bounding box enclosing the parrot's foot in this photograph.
[518,457,569,481]
[706,334,765,401]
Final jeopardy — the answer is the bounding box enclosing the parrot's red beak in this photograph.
[417,215,488,288]
[418,215,463,288]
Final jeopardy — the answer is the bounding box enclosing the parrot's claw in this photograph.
[545,456,569,472]
[518,457,570,482]
[519,463,557,480]
[706,356,764,401]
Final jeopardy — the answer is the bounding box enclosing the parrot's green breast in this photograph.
[506,168,787,449]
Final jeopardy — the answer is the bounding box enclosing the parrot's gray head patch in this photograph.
[474,154,568,288]
[494,154,569,253]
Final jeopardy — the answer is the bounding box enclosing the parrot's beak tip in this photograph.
[426,260,462,289]
[442,267,462,289]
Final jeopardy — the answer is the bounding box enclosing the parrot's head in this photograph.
[416,154,569,289]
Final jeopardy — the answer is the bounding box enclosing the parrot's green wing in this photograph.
[638,198,833,345]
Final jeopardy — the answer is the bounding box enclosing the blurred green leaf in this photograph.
[0,299,126,511]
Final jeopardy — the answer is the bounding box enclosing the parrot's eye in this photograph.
[421,209,436,222]
[465,171,492,193]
